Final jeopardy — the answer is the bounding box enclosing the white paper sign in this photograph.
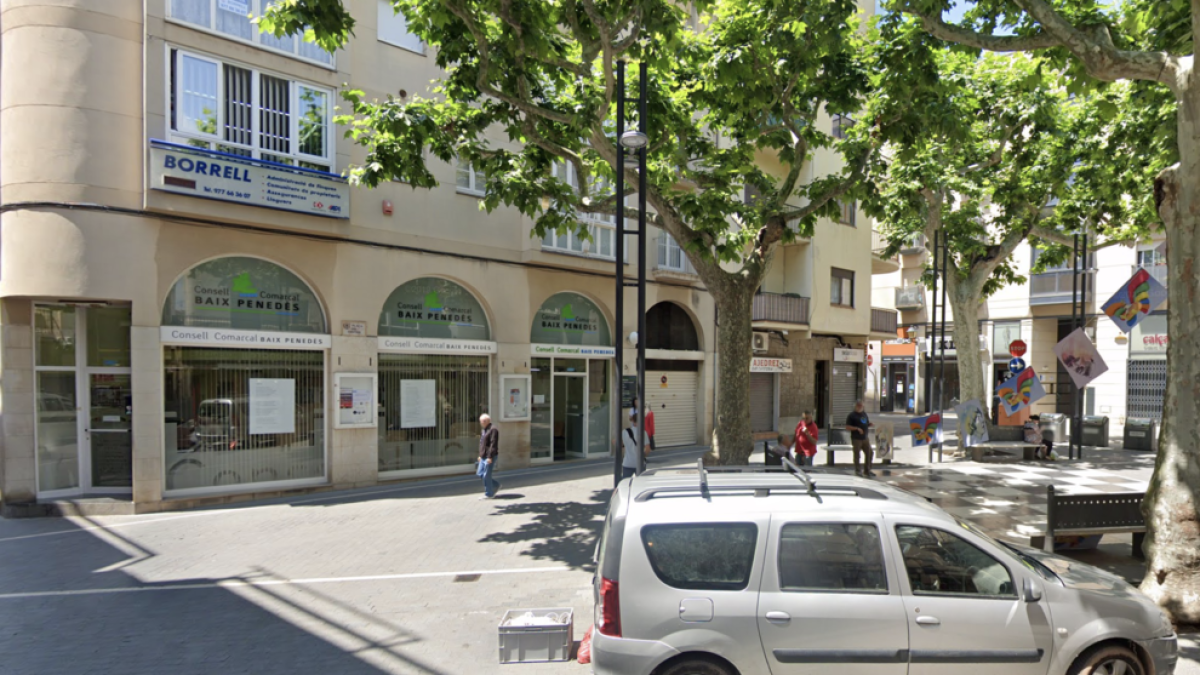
[250,378,295,434]
[401,380,437,429]
[218,0,250,14]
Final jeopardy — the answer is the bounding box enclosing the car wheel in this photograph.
[1070,645,1145,675]
[656,656,735,675]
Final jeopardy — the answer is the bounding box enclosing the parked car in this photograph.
[591,461,1177,675]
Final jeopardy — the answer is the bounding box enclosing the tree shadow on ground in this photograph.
[477,489,611,570]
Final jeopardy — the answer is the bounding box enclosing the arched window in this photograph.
[530,292,611,346]
[162,256,326,333]
[379,278,489,340]
[646,302,700,351]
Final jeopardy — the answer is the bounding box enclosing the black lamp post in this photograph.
[614,60,649,487]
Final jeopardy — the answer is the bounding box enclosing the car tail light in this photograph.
[598,577,621,637]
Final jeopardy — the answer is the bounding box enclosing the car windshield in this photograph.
[955,518,1059,582]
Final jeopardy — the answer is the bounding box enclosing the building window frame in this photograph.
[167,47,335,173]
[455,158,487,197]
[541,162,625,262]
[377,0,426,54]
[831,267,855,308]
[166,0,335,68]
[837,199,857,227]
[831,113,856,140]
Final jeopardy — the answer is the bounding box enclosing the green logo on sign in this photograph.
[562,303,576,321]
[232,273,259,297]
[424,291,443,312]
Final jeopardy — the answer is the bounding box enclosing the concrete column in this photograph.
[1,299,36,505]
[328,336,379,488]
[494,346,530,469]
[130,326,163,504]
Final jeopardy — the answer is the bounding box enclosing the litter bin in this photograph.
[764,440,784,467]
[1078,416,1110,448]
[1040,413,1068,443]
[1124,418,1159,451]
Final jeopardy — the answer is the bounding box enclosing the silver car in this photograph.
[592,462,1177,675]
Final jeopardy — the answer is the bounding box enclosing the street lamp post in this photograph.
[613,60,649,487]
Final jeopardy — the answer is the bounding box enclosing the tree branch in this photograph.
[914,11,1063,52]
[960,122,1020,175]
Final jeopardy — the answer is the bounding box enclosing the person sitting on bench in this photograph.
[1025,415,1054,461]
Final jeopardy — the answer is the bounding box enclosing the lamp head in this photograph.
[619,130,649,150]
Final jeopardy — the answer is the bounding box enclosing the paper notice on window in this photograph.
[218,0,250,14]
[249,378,295,435]
[401,379,437,429]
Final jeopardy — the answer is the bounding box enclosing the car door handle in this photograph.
[915,616,940,626]
[765,611,791,623]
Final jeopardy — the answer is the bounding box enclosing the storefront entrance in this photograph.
[35,305,133,496]
[530,292,615,463]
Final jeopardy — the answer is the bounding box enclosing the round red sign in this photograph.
[866,355,874,366]
[1009,339,1027,357]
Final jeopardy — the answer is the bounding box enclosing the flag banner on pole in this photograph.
[995,367,1047,416]
[1054,327,1110,389]
[954,399,990,447]
[909,413,942,447]
[1101,267,1167,333]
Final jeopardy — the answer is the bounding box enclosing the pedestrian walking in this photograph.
[478,413,500,498]
[620,410,641,480]
[845,400,875,477]
[632,399,656,451]
[793,411,819,467]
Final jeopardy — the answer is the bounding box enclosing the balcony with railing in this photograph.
[752,292,811,326]
[872,229,900,274]
[871,307,898,336]
[895,285,925,310]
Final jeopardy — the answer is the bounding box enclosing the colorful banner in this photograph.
[995,368,1047,416]
[1054,327,1110,389]
[909,413,942,447]
[954,399,990,448]
[1101,267,1167,333]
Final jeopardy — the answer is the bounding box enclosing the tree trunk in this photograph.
[1138,99,1200,622]
[946,279,988,411]
[709,286,756,465]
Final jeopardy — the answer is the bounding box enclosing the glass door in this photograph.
[87,374,132,488]
[554,374,587,460]
[530,359,553,462]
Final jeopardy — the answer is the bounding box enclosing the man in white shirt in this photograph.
[620,409,641,480]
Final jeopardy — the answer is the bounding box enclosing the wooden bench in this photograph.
[1029,485,1146,558]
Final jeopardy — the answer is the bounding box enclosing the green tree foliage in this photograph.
[261,0,886,464]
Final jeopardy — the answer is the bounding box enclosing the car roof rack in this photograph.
[692,455,816,499]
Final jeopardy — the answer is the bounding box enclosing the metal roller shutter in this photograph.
[646,371,698,447]
[750,372,775,432]
[1127,360,1167,420]
[830,363,861,430]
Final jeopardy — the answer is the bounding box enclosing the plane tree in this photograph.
[262,0,886,464]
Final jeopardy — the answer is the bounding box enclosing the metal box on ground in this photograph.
[498,608,574,663]
[1040,413,1067,443]
[1124,418,1159,451]
[1078,416,1110,447]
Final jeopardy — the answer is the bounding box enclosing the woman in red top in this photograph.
[794,411,819,466]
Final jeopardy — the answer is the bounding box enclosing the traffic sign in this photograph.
[867,355,874,366]
[1009,339,1027,357]
[1009,357,1026,374]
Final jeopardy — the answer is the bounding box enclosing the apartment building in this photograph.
[0,0,884,513]
[870,234,1167,435]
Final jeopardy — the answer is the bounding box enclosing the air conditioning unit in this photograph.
[752,332,770,352]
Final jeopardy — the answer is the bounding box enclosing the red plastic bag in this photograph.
[578,625,593,664]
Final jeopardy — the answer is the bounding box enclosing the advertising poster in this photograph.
[1102,267,1167,333]
[1054,327,1110,389]
[401,380,437,429]
[995,368,1047,416]
[954,399,990,447]
[249,378,295,435]
[909,413,942,447]
[336,374,376,428]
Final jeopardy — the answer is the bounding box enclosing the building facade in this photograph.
[0,0,881,512]
[870,234,1168,435]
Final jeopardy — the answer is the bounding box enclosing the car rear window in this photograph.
[640,523,758,591]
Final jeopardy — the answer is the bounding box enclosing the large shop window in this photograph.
[378,355,489,472]
[168,0,333,65]
[162,257,329,494]
[168,49,333,172]
[164,348,325,490]
[377,278,495,476]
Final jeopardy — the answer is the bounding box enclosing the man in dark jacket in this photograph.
[479,414,500,498]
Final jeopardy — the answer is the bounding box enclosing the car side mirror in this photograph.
[1023,577,1042,603]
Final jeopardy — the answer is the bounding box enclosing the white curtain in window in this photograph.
[179,55,219,137]
[378,0,425,53]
